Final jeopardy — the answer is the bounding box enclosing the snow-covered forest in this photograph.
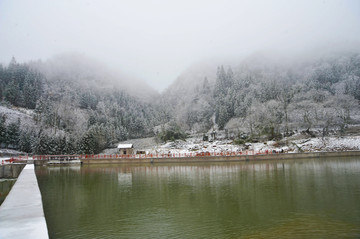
[166,51,360,138]
[0,55,167,154]
[0,51,360,155]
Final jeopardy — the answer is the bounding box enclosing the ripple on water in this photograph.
[241,213,360,239]
[37,158,360,239]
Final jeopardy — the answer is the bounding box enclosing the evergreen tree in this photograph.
[57,136,67,155]
[47,135,59,155]
[23,71,38,109]
[214,65,227,96]
[0,64,5,99]
[6,118,21,148]
[32,132,50,155]
[80,91,98,110]
[7,57,18,72]
[18,130,33,153]
[201,77,211,94]
[65,136,77,154]
[0,114,7,147]
[214,66,235,129]
[4,80,20,106]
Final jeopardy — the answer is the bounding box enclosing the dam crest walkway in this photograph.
[0,164,48,239]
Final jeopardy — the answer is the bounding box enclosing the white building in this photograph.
[117,144,134,155]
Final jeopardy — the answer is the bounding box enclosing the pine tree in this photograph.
[78,130,96,154]
[47,135,59,155]
[214,66,235,129]
[0,114,7,147]
[8,57,17,71]
[65,136,77,154]
[214,65,227,97]
[4,80,20,106]
[6,118,21,149]
[19,130,33,153]
[0,64,5,100]
[58,136,67,155]
[32,132,50,155]
[201,77,211,94]
[23,71,38,109]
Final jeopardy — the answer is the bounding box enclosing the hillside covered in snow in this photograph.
[1,50,360,155]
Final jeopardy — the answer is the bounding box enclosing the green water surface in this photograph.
[36,158,360,239]
[0,179,16,206]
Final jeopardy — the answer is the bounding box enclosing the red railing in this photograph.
[2,155,29,164]
[32,155,79,160]
[32,149,285,161]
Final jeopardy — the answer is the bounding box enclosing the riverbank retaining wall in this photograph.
[79,151,360,164]
[0,164,26,178]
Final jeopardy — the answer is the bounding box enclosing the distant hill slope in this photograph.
[1,49,360,155]
[0,106,35,128]
[0,54,163,154]
[163,50,360,139]
[31,53,159,102]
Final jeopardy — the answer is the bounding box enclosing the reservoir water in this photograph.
[36,158,360,238]
[0,179,16,206]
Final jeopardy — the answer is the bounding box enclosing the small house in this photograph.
[117,144,134,155]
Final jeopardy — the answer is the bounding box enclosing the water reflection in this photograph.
[118,173,132,190]
[36,158,360,239]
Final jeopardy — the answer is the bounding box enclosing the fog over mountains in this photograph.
[2,0,360,91]
[0,46,360,155]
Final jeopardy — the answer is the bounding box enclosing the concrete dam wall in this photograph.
[0,164,26,179]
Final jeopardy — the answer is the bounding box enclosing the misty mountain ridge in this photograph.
[31,53,159,101]
[0,47,360,155]
[165,48,360,134]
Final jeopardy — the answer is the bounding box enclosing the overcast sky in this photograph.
[1,0,360,91]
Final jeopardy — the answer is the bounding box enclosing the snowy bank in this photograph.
[114,135,360,156]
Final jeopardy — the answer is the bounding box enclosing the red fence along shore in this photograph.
[31,150,287,161]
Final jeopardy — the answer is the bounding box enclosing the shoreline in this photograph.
[60,150,360,165]
[110,135,360,157]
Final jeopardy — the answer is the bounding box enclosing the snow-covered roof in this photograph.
[117,144,133,149]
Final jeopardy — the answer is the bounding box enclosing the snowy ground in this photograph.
[1,132,359,159]
[292,136,360,152]
[113,134,360,155]
[0,149,28,165]
[147,139,242,155]
[0,149,25,157]
[0,106,35,128]
[0,157,9,165]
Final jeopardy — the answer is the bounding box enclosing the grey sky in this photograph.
[1,0,360,91]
